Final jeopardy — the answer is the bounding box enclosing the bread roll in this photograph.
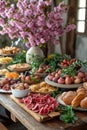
[62,91,77,105]
[76,87,85,94]
[71,91,86,108]
[80,97,87,109]
[83,82,87,91]
[61,92,67,99]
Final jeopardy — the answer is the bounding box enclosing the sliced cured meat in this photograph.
[20,93,59,115]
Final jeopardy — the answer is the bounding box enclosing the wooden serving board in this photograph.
[10,95,60,122]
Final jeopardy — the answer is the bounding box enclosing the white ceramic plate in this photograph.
[57,95,87,111]
[0,53,15,57]
[0,89,11,93]
[0,77,5,80]
[45,76,82,89]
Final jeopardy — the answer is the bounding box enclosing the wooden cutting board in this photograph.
[10,95,60,122]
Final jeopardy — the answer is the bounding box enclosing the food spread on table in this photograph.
[0,50,87,123]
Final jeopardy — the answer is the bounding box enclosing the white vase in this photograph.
[26,46,44,64]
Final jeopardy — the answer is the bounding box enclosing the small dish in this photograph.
[11,87,30,98]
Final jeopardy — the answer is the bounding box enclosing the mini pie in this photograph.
[0,46,20,55]
[8,63,30,72]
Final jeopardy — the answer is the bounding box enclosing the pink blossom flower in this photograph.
[0,0,76,47]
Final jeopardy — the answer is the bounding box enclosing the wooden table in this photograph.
[0,93,87,130]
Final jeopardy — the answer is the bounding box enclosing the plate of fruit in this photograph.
[21,74,42,85]
[45,69,87,88]
[0,78,17,93]
[58,58,80,69]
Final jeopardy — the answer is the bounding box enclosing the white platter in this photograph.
[0,89,11,93]
[0,77,4,80]
[45,76,82,89]
[0,53,15,57]
[57,95,87,111]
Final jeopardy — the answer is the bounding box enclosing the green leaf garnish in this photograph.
[58,105,78,124]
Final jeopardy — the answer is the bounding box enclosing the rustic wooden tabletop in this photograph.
[0,94,87,130]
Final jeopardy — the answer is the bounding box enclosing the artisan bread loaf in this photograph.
[76,87,85,94]
[80,97,87,109]
[83,82,87,90]
[71,90,86,108]
[61,91,77,105]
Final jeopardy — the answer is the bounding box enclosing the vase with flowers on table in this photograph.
[0,0,75,60]
[0,0,78,123]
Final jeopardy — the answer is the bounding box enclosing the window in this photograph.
[77,0,87,34]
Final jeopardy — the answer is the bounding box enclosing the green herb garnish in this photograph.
[51,89,62,98]
[61,64,77,77]
[6,51,26,66]
[61,59,87,77]
[58,105,78,124]
[44,53,71,72]
[30,55,43,73]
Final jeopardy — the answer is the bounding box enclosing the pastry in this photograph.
[30,84,40,91]
[62,91,77,105]
[76,87,85,94]
[39,87,48,93]
[30,82,56,93]
[80,97,87,109]
[0,69,9,76]
[0,46,20,55]
[61,92,67,99]
[40,81,47,87]
[8,63,30,72]
[0,57,12,64]
[83,82,87,90]
[71,90,86,108]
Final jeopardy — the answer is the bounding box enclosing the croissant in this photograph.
[71,91,86,108]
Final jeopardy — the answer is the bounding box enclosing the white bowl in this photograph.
[11,87,29,98]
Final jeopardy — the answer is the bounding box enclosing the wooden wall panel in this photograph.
[66,0,78,57]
